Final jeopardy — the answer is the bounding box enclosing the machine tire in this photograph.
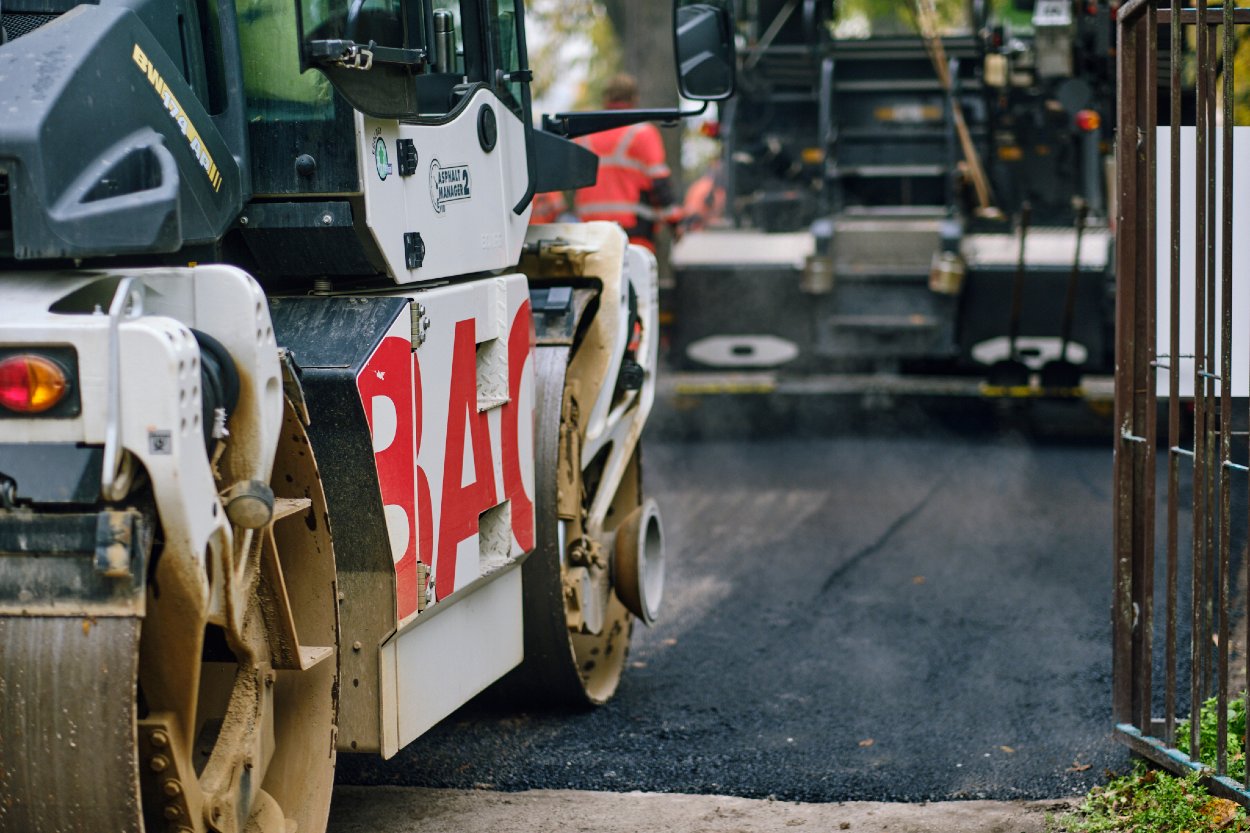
[140,400,339,833]
[497,346,637,708]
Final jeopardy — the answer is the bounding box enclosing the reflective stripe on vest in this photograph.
[575,202,660,220]
[600,123,671,177]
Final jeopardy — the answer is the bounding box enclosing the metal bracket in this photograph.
[411,303,431,349]
[136,714,204,830]
[397,138,418,176]
[0,509,150,616]
[404,232,425,270]
[101,278,144,502]
[335,44,374,70]
[94,511,138,579]
[278,348,311,426]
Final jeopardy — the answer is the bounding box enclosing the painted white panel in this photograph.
[453,533,482,588]
[387,566,523,751]
[358,89,531,285]
[1156,126,1250,397]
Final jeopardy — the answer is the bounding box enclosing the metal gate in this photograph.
[1114,0,1250,802]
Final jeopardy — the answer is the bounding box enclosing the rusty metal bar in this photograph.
[1165,0,1183,748]
[1216,0,1234,777]
[1114,0,1161,734]
[1160,7,1250,23]
[1191,0,1211,756]
[1115,0,1145,720]
[1203,19,1219,710]
[1143,3,1161,737]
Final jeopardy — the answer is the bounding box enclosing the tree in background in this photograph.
[831,0,1010,37]
[599,0,682,190]
[527,0,621,109]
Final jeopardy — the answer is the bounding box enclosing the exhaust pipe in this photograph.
[613,499,665,625]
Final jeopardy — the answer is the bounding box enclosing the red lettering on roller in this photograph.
[501,300,535,552]
[358,335,419,620]
[436,319,499,599]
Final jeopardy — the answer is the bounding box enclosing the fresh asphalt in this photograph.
[337,396,1132,802]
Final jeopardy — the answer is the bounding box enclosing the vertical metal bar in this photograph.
[1204,20,1219,706]
[1217,0,1234,776]
[1139,5,1160,736]
[1165,0,1183,748]
[1193,0,1210,758]
[1240,16,1250,780]
[1114,0,1149,729]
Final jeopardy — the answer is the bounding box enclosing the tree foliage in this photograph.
[832,0,969,37]
[527,0,620,108]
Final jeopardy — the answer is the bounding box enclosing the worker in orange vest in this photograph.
[529,190,568,225]
[682,158,727,232]
[574,73,681,253]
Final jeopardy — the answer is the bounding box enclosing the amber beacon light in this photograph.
[0,353,70,414]
[1075,109,1101,132]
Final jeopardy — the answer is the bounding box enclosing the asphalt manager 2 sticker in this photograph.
[430,160,471,214]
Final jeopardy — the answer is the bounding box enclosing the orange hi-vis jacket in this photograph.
[574,122,679,252]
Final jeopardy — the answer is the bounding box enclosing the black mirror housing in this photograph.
[674,0,736,101]
[540,0,738,143]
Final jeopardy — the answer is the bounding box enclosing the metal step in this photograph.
[834,79,982,93]
[827,314,940,331]
[831,215,943,270]
[831,164,948,178]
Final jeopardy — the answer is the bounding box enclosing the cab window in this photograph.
[240,0,356,195]
[293,0,528,123]
[488,0,525,120]
[241,0,335,120]
[298,0,405,47]
[432,0,465,75]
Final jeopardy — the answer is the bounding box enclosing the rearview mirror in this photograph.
[674,0,736,101]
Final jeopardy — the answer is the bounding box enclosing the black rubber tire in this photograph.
[492,346,634,708]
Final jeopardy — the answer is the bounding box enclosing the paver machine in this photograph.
[670,0,1117,394]
[0,1,736,831]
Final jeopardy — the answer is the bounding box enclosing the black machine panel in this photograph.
[0,3,245,260]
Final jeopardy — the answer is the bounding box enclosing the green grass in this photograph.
[1059,764,1248,832]
[1060,695,1250,831]
[1177,693,1249,783]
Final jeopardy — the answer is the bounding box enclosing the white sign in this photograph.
[1156,126,1250,397]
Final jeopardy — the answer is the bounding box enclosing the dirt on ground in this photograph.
[327,787,1080,833]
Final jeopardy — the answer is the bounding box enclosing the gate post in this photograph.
[1112,0,1158,732]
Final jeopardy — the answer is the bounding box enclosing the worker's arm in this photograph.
[632,125,683,226]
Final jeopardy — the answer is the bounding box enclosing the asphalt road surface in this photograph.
[338,399,1130,802]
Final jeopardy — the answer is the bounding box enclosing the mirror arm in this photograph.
[511,0,536,215]
[305,39,428,68]
[543,102,708,140]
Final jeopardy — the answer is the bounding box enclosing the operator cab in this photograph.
[0,0,735,276]
[246,0,736,287]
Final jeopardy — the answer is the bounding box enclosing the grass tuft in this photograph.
[1059,763,1248,832]
[1176,694,1249,784]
